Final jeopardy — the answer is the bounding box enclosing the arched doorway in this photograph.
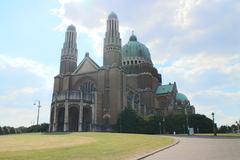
[57,107,65,131]
[69,106,79,132]
[82,106,92,131]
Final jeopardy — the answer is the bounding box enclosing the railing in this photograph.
[52,90,95,104]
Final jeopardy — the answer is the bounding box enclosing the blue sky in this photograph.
[0,0,239,127]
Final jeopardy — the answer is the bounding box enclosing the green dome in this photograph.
[176,93,188,102]
[122,34,152,63]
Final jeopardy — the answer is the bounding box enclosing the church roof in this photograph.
[176,93,188,102]
[73,52,100,74]
[122,34,152,63]
[156,84,174,94]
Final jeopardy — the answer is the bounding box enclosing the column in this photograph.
[132,95,135,109]
[49,106,52,132]
[94,91,97,126]
[78,101,83,131]
[53,105,57,132]
[64,102,69,131]
[138,98,141,114]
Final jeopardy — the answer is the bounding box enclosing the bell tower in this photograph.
[60,24,78,74]
[103,12,122,67]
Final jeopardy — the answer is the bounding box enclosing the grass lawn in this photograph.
[0,132,174,160]
[194,133,240,137]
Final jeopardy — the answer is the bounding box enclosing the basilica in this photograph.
[49,12,195,132]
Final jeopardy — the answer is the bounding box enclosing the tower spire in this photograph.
[60,24,78,74]
[103,12,122,67]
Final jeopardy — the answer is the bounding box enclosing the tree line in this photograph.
[0,123,49,135]
[115,107,238,134]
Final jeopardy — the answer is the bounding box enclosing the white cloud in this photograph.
[0,87,40,100]
[0,54,57,90]
[196,104,238,126]
[191,89,240,101]
[160,53,240,82]
[50,0,108,56]
[174,0,202,28]
[0,105,50,127]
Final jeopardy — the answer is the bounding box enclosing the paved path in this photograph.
[143,136,240,160]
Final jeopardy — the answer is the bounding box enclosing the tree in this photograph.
[143,114,163,134]
[2,126,9,134]
[39,123,49,132]
[189,114,213,133]
[0,126,3,135]
[218,125,232,133]
[9,127,16,134]
[116,107,144,133]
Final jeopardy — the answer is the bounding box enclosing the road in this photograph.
[143,136,240,160]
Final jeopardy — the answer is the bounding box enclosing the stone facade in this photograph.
[49,12,195,132]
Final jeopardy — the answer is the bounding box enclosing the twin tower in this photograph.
[60,12,121,74]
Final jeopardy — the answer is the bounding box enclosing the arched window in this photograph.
[127,91,134,108]
[80,80,96,103]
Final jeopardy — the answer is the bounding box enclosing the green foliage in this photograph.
[2,126,9,134]
[0,126,3,135]
[188,114,213,133]
[116,108,214,134]
[9,127,16,134]
[0,123,49,135]
[218,125,232,133]
[116,107,145,133]
[165,114,185,134]
[26,123,49,132]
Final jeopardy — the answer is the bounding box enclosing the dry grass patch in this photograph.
[0,133,95,152]
[0,132,174,160]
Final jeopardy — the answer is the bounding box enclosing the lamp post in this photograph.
[185,108,189,135]
[34,100,41,125]
[236,120,240,134]
[211,112,217,136]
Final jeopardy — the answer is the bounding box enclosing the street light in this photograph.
[34,100,41,125]
[211,112,217,136]
[185,108,189,135]
[236,120,240,134]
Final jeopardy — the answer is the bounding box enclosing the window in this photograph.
[80,80,96,103]
[135,60,137,64]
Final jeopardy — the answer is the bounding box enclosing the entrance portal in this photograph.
[82,107,92,131]
[57,107,65,131]
[69,107,79,132]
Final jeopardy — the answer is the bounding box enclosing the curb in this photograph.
[135,137,180,160]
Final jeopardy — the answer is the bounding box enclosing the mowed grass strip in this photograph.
[0,132,174,160]
[194,133,240,137]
